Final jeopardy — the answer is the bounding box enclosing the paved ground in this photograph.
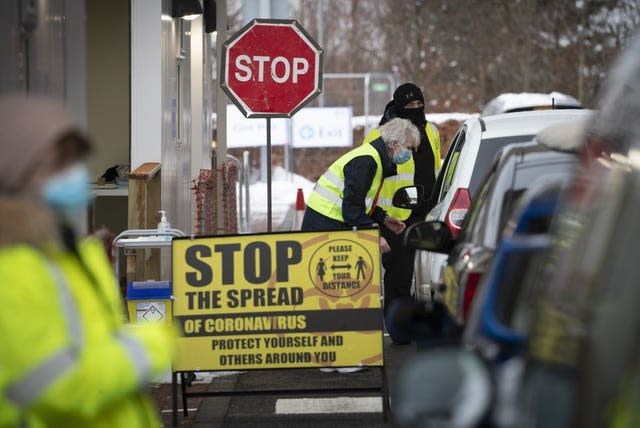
[150,335,417,427]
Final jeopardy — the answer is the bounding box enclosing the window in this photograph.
[438,128,467,200]
[468,135,534,198]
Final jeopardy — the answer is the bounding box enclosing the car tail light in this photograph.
[462,271,483,321]
[446,188,471,239]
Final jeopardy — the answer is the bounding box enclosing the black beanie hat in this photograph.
[393,83,424,111]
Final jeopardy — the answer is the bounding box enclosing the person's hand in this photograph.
[380,236,391,253]
[384,216,406,235]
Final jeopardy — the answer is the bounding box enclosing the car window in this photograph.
[468,135,534,198]
[498,161,575,237]
[439,128,467,200]
[482,158,576,249]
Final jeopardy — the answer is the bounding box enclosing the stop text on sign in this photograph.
[221,18,323,117]
[234,55,309,84]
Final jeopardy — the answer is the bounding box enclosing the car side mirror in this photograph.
[392,185,424,209]
[395,347,492,428]
[403,220,454,253]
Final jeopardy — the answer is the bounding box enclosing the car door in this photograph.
[440,157,500,323]
[414,127,468,301]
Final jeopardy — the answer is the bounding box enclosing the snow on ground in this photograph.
[237,166,315,233]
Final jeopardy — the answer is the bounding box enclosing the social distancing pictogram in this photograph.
[171,228,383,372]
[309,239,374,298]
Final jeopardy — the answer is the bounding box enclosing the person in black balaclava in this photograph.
[367,83,442,344]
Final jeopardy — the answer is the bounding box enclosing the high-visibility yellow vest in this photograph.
[0,238,174,428]
[306,142,384,223]
[364,121,441,220]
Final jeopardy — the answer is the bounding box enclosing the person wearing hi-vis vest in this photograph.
[302,117,421,254]
[363,83,441,344]
[0,95,174,428]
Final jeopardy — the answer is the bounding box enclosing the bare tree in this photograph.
[288,0,636,111]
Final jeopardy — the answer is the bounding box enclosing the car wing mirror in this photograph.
[395,347,492,428]
[403,220,454,253]
[392,185,424,209]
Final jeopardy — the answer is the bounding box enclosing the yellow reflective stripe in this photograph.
[377,196,393,207]
[115,333,153,383]
[6,347,77,408]
[386,173,413,182]
[426,122,442,169]
[313,183,344,206]
[47,261,83,347]
[321,169,344,191]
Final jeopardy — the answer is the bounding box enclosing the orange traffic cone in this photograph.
[292,188,306,230]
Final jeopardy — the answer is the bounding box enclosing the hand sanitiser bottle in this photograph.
[158,210,171,233]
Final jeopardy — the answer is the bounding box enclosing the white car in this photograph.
[414,109,591,302]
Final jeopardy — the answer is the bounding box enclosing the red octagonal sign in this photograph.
[221,19,324,118]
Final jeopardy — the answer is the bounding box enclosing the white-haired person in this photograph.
[302,118,420,373]
[302,117,421,254]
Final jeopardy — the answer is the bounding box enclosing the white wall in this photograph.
[131,0,163,170]
[65,0,87,131]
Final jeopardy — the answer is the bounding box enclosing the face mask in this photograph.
[41,164,92,215]
[397,106,426,127]
[392,143,412,165]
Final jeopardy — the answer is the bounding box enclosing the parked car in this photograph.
[513,36,640,428]
[415,109,591,303]
[392,164,572,428]
[395,33,640,428]
[410,119,586,328]
[461,176,566,361]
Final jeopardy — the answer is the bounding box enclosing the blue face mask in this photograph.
[392,143,412,165]
[41,164,92,215]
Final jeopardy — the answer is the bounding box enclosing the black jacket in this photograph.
[301,137,396,231]
[342,136,397,226]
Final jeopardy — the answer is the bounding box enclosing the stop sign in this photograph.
[221,19,324,118]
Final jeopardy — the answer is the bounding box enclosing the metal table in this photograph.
[112,228,186,281]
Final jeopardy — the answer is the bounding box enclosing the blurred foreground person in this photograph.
[303,117,420,253]
[0,95,174,427]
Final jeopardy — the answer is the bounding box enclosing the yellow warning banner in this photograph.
[171,228,383,371]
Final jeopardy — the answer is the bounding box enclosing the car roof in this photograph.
[477,109,593,140]
[496,139,579,162]
[482,92,582,116]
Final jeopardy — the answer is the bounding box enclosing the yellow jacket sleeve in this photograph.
[0,244,174,427]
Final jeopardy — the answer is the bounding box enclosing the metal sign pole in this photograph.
[267,117,272,232]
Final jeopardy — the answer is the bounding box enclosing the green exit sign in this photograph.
[371,82,389,92]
